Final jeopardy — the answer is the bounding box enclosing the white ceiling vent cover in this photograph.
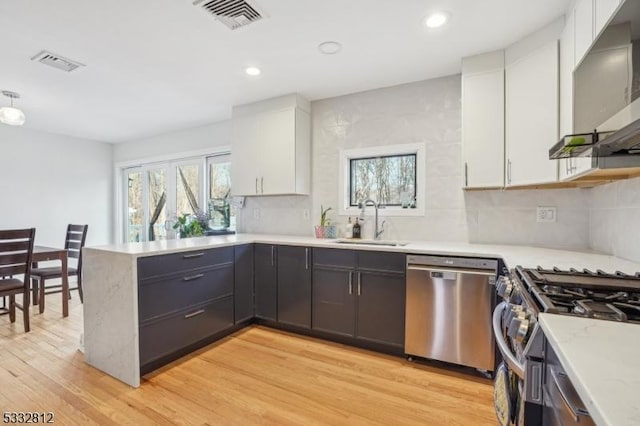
[193,0,266,30]
[31,50,85,73]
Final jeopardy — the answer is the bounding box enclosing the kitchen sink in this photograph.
[334,239,409,247]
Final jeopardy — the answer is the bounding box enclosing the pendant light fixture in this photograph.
[0,91,26,126]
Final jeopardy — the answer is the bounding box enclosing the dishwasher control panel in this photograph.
[407,255,498,271]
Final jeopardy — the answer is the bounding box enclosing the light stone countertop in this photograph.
[539,314,640,426]
[86,233,640,274]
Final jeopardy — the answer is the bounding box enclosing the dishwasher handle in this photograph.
[493,301,525,379]
[407,264,497,277]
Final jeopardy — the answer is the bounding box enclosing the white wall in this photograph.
[0,125,113,247]
[113,121,231,163]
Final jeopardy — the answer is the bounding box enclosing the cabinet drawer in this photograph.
[357,251,405,273]
[313,248,357,269]
[138,264,233,322]
[137,247,234,280]
[139,297,234,367]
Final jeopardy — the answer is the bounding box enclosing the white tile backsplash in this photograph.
[589,176,640,263]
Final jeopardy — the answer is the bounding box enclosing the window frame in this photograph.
[114,146,230,243]
[339,143,426,217]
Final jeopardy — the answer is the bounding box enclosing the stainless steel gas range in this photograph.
[493,265,640,426]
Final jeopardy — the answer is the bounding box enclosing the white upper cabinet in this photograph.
[575,0,622,67]
[462,51,505,189]
[231,95,311,196]
[559,8,593,179]
[574,0,595,66]
[506,41,560,187]
[595,0,620,35]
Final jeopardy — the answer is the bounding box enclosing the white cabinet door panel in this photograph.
[595,0,620,36]
[506,41,559,186]
[462,70,505,188]
[260,108,296,195]
[232,115,261,196]
[574,0,595,67]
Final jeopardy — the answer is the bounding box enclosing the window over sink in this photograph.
[339,143,425,216]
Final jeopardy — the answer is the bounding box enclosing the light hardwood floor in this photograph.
[0,294,497,425]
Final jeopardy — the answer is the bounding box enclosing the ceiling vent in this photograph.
[193,0,266,30]
[30,50,85,73]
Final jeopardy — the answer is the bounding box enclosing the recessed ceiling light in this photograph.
[245,66,261,76]
[424,12,450,29]
[318,41,342,55]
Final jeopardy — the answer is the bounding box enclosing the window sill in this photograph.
[339,207,425,217]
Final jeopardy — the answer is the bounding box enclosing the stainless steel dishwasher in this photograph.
[405,255,498,371]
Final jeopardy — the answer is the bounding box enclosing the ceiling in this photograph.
[0,0,571,143]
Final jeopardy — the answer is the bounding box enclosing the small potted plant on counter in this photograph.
[315,205,337,239]
[173,213,204,238]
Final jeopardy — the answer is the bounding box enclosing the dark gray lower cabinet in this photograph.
[355,271,405,347]
[277,246,312,328]
[312,267,355,336]
[139,297,234,367]
[137,246,235,372]
[234,244,254,323]
[254,244,277,321]
[312,248,406,348]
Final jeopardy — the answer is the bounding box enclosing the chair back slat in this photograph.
[66,241,82,250]
[0,240,31,252]
[0,228,35,285]
[0,229,34,240]
[0,252,30,265]
[68,224,86,233]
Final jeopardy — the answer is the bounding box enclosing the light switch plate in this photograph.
[536,206,557,223]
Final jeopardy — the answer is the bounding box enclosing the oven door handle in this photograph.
[493,301,525,379]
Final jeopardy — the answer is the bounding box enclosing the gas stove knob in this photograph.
[506,306,523,325]
[515,320,530,343]
[496,277,507,297]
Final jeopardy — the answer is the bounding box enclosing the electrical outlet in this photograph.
[253,208,261,220]
[536,206,557,223]
[303,209,310,220]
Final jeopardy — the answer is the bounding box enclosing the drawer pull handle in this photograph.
[183,252,205,259]
[184,309,205,319]
[183,273,204,282]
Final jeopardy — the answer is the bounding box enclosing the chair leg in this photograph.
[32,278,39,306]
[78,274,84,303]
[23,290,30,332]
[9,295,16,322]
[39,279,45,314]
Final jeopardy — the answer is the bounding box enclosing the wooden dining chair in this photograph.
[0,228,36,332]
[31,224,88,313]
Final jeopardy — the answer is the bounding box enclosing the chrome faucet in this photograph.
[358,199,386,240]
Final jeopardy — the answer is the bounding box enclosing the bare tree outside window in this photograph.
[350,154,417,206]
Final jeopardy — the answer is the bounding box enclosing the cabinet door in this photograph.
[254,244,277,321]
[574,0,594,67]
[595,0,620,36]
[231,115,261,196]
[355,271,405,347]
[277,246,311,329]
[312,267,356,337]
[462,69,505,188]
[506,41,559,186]
[234,244,254,323]
[260,108,296,195]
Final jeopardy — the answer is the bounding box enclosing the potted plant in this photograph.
[173,213,204,238]
[315,205,337,239]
